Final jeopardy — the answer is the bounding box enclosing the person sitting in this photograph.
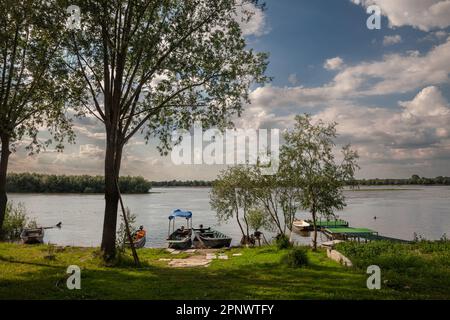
[134,226,146,240]
[178,225,189,236]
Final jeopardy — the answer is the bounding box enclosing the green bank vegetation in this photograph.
[336,239,450,298]
[0,242,448,299]
[6,173,151,194]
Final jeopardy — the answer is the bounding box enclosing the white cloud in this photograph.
[79,144,104,158]
[383,34,402,46]
[244,37,450,115]
[235,1,269,37]
[328,38,450,96]
[324,57,344,70]
[313,86,450,161]
[351,0,450,31]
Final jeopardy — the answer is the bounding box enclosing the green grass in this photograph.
[0,242,447,300]
[336,240,450,299]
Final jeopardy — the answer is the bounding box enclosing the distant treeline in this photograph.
[6,174,450,193]
[150,175,450,187]
[150,180,212,187]
[358,175,450,186]
[7,173,152,193]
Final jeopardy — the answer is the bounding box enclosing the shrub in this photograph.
[274,234,292,249]
[282,246,309,268]
[1,202,28,240]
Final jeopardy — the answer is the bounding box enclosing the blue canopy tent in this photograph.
[168,209,193,236]
[169,209,192,220]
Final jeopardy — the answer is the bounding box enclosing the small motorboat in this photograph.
[128,235,146,248]
[126,227,147,248]
[20,227,45,244]
[193,227,232,249]
[167,209,193,250]
[292,219,310,232]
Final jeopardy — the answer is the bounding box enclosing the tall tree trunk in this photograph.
[101,134,123,261]
[0,134,11,235]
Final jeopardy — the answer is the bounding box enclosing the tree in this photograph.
[210,165,255,244]
[280,114,359,250]
[248,165,301,237]
[65,0,268,260]
[0,0,75,234]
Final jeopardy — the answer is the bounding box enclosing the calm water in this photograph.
[8,186,450,247]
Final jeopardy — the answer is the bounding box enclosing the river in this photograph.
[8,186,450,247]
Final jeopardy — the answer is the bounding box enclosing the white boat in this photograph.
[292,219,310,232]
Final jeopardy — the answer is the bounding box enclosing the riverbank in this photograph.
[1,242,448,299]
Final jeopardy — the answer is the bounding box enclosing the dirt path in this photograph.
[162,248,234,268]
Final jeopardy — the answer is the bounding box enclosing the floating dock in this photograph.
[322,226,411,243]
[306,219,349,230]
[323,227,378,242]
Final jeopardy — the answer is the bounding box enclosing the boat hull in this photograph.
[194,237,232,249]
[20,228,44,244]
[292,220,310,233]
[167,229,192,250]
[193,228,232,248]
[126,236,146,249]
[168,238,192,250]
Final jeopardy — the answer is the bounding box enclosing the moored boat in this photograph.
[167,209,193,250]
[20,227,44,244]
[129,235,146,248]
[126,227,147,248]
[193,227,232,248]
[292,219,310,232]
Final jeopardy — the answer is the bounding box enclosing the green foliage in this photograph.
[116,208,137,255]
[336,240,450,295]
[0,0,78,152]
[282,246,309,268]
[6,173,151,194]
[279,114,359,249]
[210,165,256,241]
[65,0,269,154]
[247,208,270,232]
[274,234,292,250]
[0,202,28,240]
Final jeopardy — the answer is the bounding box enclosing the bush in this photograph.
[1,202,28,240]
[282,247,309,268]
[274,234,292,250]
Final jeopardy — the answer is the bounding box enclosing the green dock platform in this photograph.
[323,227,378,241]
[308,219,349,229]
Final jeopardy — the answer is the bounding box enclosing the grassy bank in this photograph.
[336,240,450,299]
[0,242,448,300]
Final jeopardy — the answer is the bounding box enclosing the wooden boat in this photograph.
[167,209,193,250]
[167,228,192,250]
[20,227,44,244]
[292,219,310,232]
[193,227,232,248]
[125,229,146,248]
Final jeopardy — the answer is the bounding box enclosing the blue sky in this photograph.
[254,0,449,99]
[10,0,450,180]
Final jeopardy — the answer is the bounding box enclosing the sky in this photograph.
[9,0,450,180]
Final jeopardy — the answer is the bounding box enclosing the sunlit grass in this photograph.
[0,242,446,300]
